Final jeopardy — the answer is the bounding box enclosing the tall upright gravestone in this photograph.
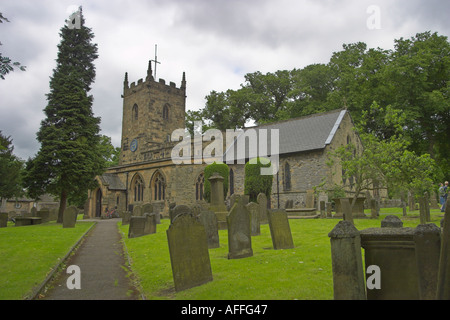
[246,202,261,236]
[198,210,220,249]
[227,195,253,259]
[257,193,268,224]
[63,206,78,228]
[166,213,213,292]
[208,173,228,229]
[268,209,294,250]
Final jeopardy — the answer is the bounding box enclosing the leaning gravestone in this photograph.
[246,202,260,236]
[166,213,213,292]
[268,209,294,250]
[198,210,220,249]
[227,195,253,259]
[63,206,78,228]
[257,193,268,224]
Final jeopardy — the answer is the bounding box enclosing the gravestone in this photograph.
[257,193,268,224]
[414,223,441,300]
[268,209,294,250]
[0,212,8,228]
[370,199,378,219]
[166,213,213,292]
[30,207,37,217]
[328,221,366,300]
[133,204,143,217]
[143,203,160,224]
[437,198,450,299]
[246,202,260,236]
[208,173,228,229]
[122,211,131,225]
[63,206,78,228]
[198,210,220,249]
[326,202,333,218]
[381,215,403,228]
[306,189,315,208]
[319,201,326,218]
[227,195,253,259]
[143,213,157,235]
[341,198,354,225]
[128,216,147,238]
[170,205,192,223]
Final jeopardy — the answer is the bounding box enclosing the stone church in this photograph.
[85,59,363,218]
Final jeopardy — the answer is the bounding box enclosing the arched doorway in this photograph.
[95,188,102,217]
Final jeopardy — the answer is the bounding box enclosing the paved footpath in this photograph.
[41,218,141,300]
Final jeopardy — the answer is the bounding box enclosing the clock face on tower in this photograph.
[130,139,138,152]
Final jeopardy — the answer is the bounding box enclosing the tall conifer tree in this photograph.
[24,7,104,222]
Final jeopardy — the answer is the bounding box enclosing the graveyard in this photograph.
[118,207,445,300]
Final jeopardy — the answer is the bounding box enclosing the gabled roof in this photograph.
[223,109,347,162]
[99,173,126,191]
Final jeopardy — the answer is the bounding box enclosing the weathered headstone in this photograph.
[133,204,143,217]
[143,213,157,235]
[128,216,147,238]
[257,193,268,224]
[227,195,253,259]
[208,173,228,229]
[328,221,366,300]
[381,215,403,228]
[37,209,50,223]
[63,206,78,228]
[122,211,131,225]
[198,210,220,249]
[166,213,213,291]
[306,189,315,208]
[414,223,441,300]
[326,202,333,218]
[370,199,378,219]
[0,212,8,228]
[319,201,326,218]
[170,205,192,223]
[143,203,160,224]
[268,209,294,250]
[246,202,260,236]
[341,198,354,225]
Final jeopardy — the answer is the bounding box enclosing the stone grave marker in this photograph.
[170,205,192,223]
[306,189,315,208]
[63,206,78,228]
[143,213,157,235]
[268,209,294,250]
[246,202,260,236]
[128,216,147,238]
[257,193,268,224]
[227,195,253,259]
[122,211,131,225]
[37,209,50,223]
[0,212,8,228]
[208,173,228,229]
[166,213,213,291]
[198,210,220,249]
[133,204,143,217]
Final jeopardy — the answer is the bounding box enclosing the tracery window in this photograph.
[196,173,205,201]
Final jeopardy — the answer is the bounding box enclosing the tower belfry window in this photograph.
[163,104,169,120]
[133,104,139,121]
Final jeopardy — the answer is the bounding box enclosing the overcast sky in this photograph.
[1,0,449,161]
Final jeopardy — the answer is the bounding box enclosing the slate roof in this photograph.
[223,108,347,162]
[99,173,127,190]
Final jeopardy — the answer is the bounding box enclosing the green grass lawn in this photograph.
[120,208,445,300]
[0,219,95,300]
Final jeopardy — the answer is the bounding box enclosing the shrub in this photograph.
[244,157,273,202]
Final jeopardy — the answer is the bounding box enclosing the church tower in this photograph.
[119,60,186,165]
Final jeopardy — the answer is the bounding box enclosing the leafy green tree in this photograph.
[0,131,24,199]
[0,12,26,79]
[98,135,120,167]
[23,7,103,222]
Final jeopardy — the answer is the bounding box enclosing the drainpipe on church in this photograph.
[125,172,129,212]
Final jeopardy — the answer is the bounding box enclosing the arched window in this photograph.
[152,172,166,201]
[284,162,291,191]
[132,174,144,202]
[196,173,205,201]
[163,104,169,120]
[132,104,139,121]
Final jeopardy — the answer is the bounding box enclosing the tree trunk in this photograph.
[57,190,68,223]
